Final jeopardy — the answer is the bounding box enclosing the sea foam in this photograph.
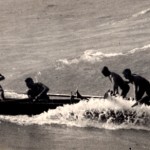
[56,49,124,69]
[128,44,150,54]
[0,92,150,131]
[56,44,150,69]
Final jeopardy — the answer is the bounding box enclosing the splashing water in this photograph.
[0,92,150,131]
[128,44,150,54]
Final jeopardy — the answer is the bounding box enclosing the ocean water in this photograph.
[0,0,150,149]
[0,93,150,150]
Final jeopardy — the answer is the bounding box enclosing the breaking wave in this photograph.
[128,44,150,54]
[56,44,150,69]
[80,50,123,62]
[56,50,124,69]
[0,93,150,131]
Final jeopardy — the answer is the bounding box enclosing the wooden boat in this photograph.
[0,90,103,116]
[0,97,80,116]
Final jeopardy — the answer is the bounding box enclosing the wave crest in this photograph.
[56,50,123,69]
[128,44,150,54]
[56,44,150,69]
[81,50,123,63]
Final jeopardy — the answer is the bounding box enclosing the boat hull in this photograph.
[0,98,80,115]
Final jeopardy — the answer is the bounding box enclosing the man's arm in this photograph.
[108,75,115,95]
[134,84,138,100]
[35,84,49,99]
[111,75,118,95]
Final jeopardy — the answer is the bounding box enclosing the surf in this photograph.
[0,92,150,131]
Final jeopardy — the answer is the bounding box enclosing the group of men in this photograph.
[0,66,150,105]
[101,66,150,105]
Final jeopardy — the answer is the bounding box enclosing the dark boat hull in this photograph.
[0,98,80,116]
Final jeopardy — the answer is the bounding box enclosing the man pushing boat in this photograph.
[122,68,150,107]
[25,77,49,102]
[101,66,130,99]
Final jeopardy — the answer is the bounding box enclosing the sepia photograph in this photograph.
[0,0,150,149]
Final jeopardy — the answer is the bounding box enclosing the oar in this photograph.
[4,90,72,97]
[131,96,150,107]
[48,93,103,99]
[4,90,103,99]
[131,98,144,107]
[48,93,71,97]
